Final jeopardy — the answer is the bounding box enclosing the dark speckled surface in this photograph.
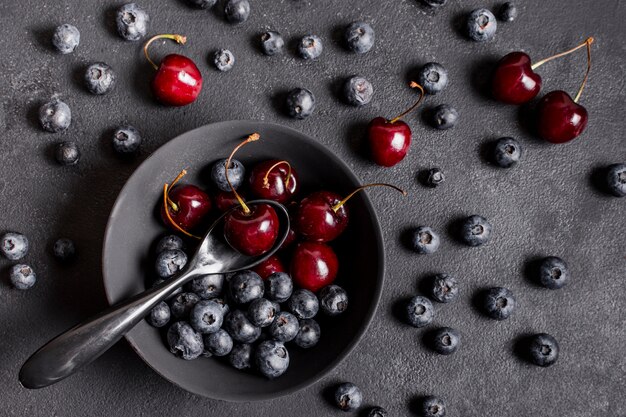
[1,0,624,415]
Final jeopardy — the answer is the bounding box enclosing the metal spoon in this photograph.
[19,199,289,389]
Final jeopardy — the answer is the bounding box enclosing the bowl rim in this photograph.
[101,120,385,401]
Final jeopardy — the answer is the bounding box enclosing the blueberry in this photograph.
[343,76,373,107]
[460,215,492,247]
[213,49,235,72]
[410,226,440,254]
[116,3,149,41]
[344,22,375,54]
[268,311,300,342]
[190,299,225,334]
[467,8,497,42]
[482,287,515,320]
[606,163,626,197]
[223,309,261,343]
[528,333,559,367]
[209,297,231,316]
[147,301,171,327]
[112,125,142,154]
[229,343,253,369]
[334,382,363,411]
[255,340,290,379]
[155,249,187,278]
[298,35,323,60]
[493,137,522,168]
[421,0,447,7]
[420,396,446,417]
[404,296,434,328]
[425,168,445,188]
[265,272,293,302]
[538,256,569,289]
[417,63,449,95]
[167,321,204,360]
[260,31,284,56]
[294,318,321,348]
[498,2,518,22]
[156,235,184,253]
[285,88,316,119]
[367,407,388,417]
[185,0,217,9]
[52,237,76,262]
[318,285,348,316]
[430,274,459,303]
[224,0,250,24]
[52,24,80,54]
[1,232,29,260]
[229,270,264,304]
[39,98,71,133]
[203,329,233,356]
[190,274,224,299]
[286,289,319,319]
[9,264,36,290]
[169,292,201,319]
[247,298,279,327]
[84,62,116,95]
[430,327,460,355]
[55,141,80,166]
[211,158,245,191]
[430,104,458,130]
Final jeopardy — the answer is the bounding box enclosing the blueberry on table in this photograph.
[344,21,375,54]
[425,168,445,188]
[285,88,316,119]
[203,329,233,356]
[167,321,204,360]
[112,125,142,154]
[430,274,459,303]
[84,62,116,95]
[460,215,492,247]
[527,333,559,367]
[223,310,261,343]
[9,264,36,290]
[430,327,460,355]
[492,137,522,168]
[260,31,284,56]
[52,24,80,54]
[229,270,264,304]
[190,274,224,299]
[169,292,201,319]
[606,163,626,197]
[147,301,171,327]
[55,141,80,166]
[481,287,515,320]
[265,272,293,303]
[213,49,235,72]
[155,249,187,278]
[247,298,279,327]
[286,289,319,319]
[1,232,29,260]
[367,406,388,417]
[116,3,149,41]
[538,256,569,289]
[420,396,446,417]
[156,235,184,253]
[429,104,458,130]
[298,35,323,60]
[334,382,363,411]
[404,296,435,328]
[39,98,71,133]
[417,62,449,95]
[467,8,497,42]
[318,285,348,315]
[229,343,253,369]
[422,0,447,7]
[185,0,217,9]
[190,299,225,334]
[211,158,245,191]
[498,2,518,22]
[224,0,250,24]
[294,318,321,348]
[410,226,440,254]
[343,76,373,107]
[255,340,290,379]
[52,237,76,262]
[268,311,300,342]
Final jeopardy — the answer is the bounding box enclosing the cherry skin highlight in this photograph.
[491,52,542,104]
[224,203,279,256]
[536,90,588,144]
[248,160,299,203]
[151,54,203,106]
[252,255,286,279]
[294,191,348,242]
[290,242,339,292]
[161,184,211,231]
[368,117,412,167]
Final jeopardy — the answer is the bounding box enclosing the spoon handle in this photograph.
[19,269,195,389]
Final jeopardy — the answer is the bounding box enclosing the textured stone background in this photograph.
[1,0,624,415]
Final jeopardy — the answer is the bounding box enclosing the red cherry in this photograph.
[491,52,542,104]
[144,34,202,106]
[290,242,339,292]
[161,170,211,236]
[368,82,425,167]
[224,203,280,256]
[252,255,285,279]
[215,190,244,212]
[248,160,299,203]
[537,91,588,144]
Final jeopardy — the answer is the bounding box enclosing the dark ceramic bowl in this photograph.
[102,121,384,401]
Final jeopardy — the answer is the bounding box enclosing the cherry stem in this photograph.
[143,34,188,71]
[531,37,594,71]
[165,169,187,211]
[388,82,425,124]
[574,38,593,103]
[162,170,200,239]
[226,133,260,214]
[263,161,292,189]
[332,183,407,213]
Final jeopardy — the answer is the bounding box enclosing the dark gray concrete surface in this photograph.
[1,0,624,415]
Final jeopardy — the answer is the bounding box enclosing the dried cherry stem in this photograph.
[531,37,594,70]
[332,183,407,213]
[388,82,425,124]
[162,169,200,239]
[144,34,187,71]
[574,38,593,103]
[263,161,292,189]
[226,133,260,214]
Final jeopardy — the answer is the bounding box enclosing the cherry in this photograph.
[252,255,286,279]
[143,34,203,106]
[248,160,299,203]
[215,190,244,212]
[222,134,280,256]
[290,242,339,292]
[295,183,406,242]
[161,170,211,237]
[368,82,425,167]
